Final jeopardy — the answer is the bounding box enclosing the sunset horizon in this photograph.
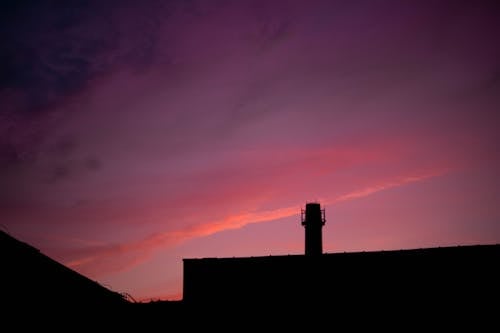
[2,0,499,301]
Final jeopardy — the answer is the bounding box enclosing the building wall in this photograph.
[2,231,127,314]
[183,245,500,310]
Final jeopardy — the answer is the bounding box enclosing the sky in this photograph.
[1,0,499,301]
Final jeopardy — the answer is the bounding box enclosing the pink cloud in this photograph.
[329,168,449,204]
[65,167,447,277]
[2,0,498,301]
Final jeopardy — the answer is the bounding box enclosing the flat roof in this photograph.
[183,243,500,262]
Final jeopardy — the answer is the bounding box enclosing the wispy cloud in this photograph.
[327,168,448,204]
[67,168,447,276]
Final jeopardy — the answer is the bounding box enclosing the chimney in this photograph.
[301,203,325,256]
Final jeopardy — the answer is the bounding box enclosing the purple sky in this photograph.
[1,0,499,300]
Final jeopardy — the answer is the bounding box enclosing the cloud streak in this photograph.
[2,0,499,300]
[66,168,446,276]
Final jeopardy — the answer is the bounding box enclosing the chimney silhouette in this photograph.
[301,203,326,256]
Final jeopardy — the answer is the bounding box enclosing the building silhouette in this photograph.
[183,203,500,318]
[2,202,499,326]
[1,230,127,326]
[301,202,326,256]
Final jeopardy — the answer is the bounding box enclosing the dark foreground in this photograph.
[2,230,498,329]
